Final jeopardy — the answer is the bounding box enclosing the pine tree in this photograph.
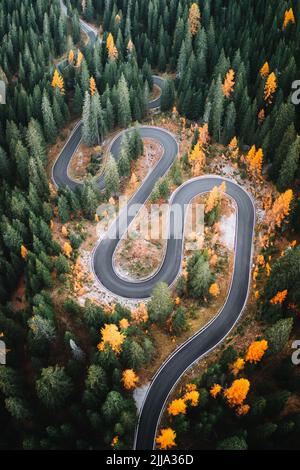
[117,74,132,128]
[161,79,175,112]
[105,154,120,197]
[147,283,174,325]
[277,137,300,192]
[41,92,57,144]
[209,76,224,141]
[36,366,72,409]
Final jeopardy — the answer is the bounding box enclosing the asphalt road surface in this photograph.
[56,0,256,450]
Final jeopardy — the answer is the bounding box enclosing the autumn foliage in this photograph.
[89,77,97,96]
[168,398,187,416]
[97,324,126,354]
[210,383,222,398]
[246,145,263,176]
[63,242,73,258]
[209,283,220,297]
[205,182,226,214]
[188,3,201,36]
[122,369,139,390]
[156,428,176,450]
[270,290,288,305]
[260,62,270,78]
[21,245,28,260]
[189,141,206,176]
[224,378,250,407]
[264,72,277,104]
[51,69,65,94]
[231,357,245,376]
[245,340,268,364]
[283,8,295,30]
[267,189,293,231]
[222,69,235,98]
[107,33,118,60]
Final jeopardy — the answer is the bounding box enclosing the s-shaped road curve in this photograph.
[53,125,255,449]
[55,1,255,450]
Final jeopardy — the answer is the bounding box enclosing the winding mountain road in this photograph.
[55,1,256,450]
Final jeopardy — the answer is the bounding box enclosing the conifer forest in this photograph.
[0,0,300,454]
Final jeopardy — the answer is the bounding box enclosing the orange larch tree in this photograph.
[267,189,294,231]
[224,378,250,407]
[205,182,226,215]
[21,245,28,260]
[283,8,295,30]
[246,145,263,177]
[122,369,139,390]
[68,49,75,65]
[156,428,176,450]
[270,290,288,305]
[210,383,222,398]
[63,242,73,258]
[76,50,84,67]
[168,398,187,416]
[131,303,148,324]
[183,390,200,406]
[107,33,118,60]
[51,69,65,94]
[236,404,250,416]
[260,62,269,78]
[188,3,201,36]
[89,77,97,96]
[264,72,277,104]
[209,283,220,297]
[245,340,268,364]
[189,141,206,176]
[222,69,235,98]
[97,324,126,354]
[231,357,245,377]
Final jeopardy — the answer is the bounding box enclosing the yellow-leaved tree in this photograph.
[63,242,73,258]
[68,49,75,65]
[76,50,84,67]
[156,428,176,450]
[222,69,235,98]
[189,141,206,176]
[264,72,277,104]
[246,146,263,177]
[245,340,268,364]
[224,378,250,407]
[270,290,288,305]
[188,3,201,36]
[267,189,293,232]
[131,303,149,324]
[231,357,245,376]
[210,383,222,398]
[97,323,126,354]
[89,77,97,96]
[122,369,139,390]
[107,33,118,60]
[168,398,187,416]
[205,182,226,215]
[51,69,65,94]
[209,283,220,297]
[21,245,28,260]
[283,8,295,30]
[260,61,270,78]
